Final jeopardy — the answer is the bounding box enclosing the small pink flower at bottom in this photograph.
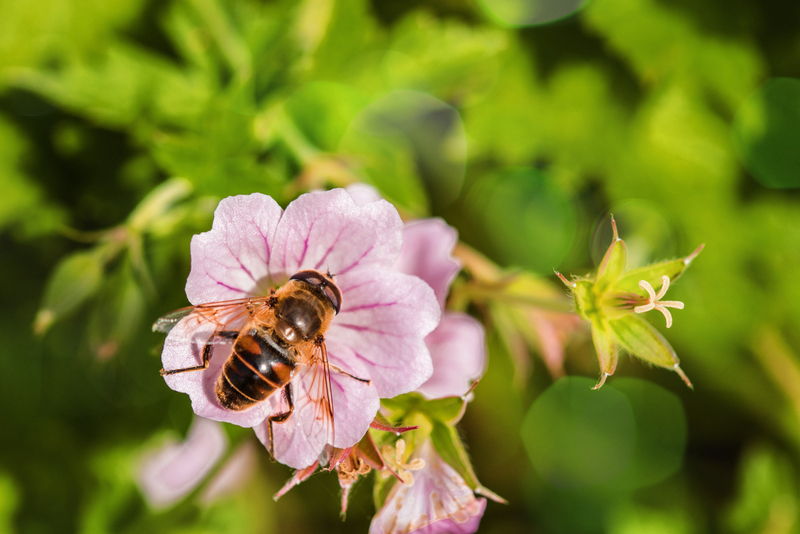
[137,417,226,509]
[370,441,487,534]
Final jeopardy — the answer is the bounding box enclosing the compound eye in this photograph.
[290,269,343,314]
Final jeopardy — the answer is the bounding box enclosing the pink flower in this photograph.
[137,417,227,509]
[159,189,440,469]
[393,218,486,399]
[369,441,487,534]
[369,217,491,534]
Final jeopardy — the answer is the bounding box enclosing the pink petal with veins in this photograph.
[327,269,439,398]
[160,189,439,468]
[138,417,227,509]
[393,219,460,310]
[269,189,403,278]
[417,313,486,400]
[186,193,282,304]
[253,362,380,469]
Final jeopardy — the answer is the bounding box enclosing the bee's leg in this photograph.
[267,383,295,459]
[327,363,371,384]
[159,330,238,376]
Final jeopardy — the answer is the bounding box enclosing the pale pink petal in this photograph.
[200,441,258,504]
[269,189,403,278]
[345,183,384,206]
[160,313,276,428]
[253,367,379,469]
[393,219,460,310]
[138,417,227,509]
[370,441,487,534]
[186,194,283,304]
[327,269,440,398]
[417,313,486,400]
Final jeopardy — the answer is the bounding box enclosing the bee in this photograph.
[154,269,368,457]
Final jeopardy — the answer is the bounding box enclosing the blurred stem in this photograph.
[275,105,321,166]
[463,284,575,313]
[451,242,574,313]
[752,327,800,444]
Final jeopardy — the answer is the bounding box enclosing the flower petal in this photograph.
[200,441,258,505]
[253,367,379,469]
[186,193,283,304]
[394,219,461,310]
[345,183,384,206]
[417,313,486,400]
[327,269,440,398]
[137,417,227,509]
[269,189,403,278]
[370,441,487,534]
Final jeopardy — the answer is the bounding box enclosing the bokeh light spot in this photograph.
[468,167,577,274]
[521,376,636,488]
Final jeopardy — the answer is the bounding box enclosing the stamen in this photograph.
[633,275,684,328]
[381,439,425,486]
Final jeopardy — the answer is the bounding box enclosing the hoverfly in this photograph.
[154,269,369,457]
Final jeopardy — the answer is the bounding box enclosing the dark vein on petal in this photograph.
[336,323,402,337]
[338,244,375,275]
[297,221,315,267]
[343,301,398,313]
[353,351,398,370]
[225,239,257,283]
[314,223,349,271]
[205,269,248,294]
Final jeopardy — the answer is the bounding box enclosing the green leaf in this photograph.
[35,249,106,334]
[127,178,193,233]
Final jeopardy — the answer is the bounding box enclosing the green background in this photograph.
[1,0,800,532]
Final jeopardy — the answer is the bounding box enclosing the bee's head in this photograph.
[290,270,343,314]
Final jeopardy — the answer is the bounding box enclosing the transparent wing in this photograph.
[294,342,336,455]
[152,297,270,338]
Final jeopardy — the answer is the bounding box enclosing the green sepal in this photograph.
[430,421,479,490]
[380,392,466,426]
[610,244,704,295]
[422,396,467,425]
[595,237,627,293]
[590,319,618,389]
[608,314,678,369]
[572,279,599,321]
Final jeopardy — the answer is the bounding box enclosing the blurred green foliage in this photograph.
[1,0,800,532]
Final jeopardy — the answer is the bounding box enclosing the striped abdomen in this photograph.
[215,333,294,411]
